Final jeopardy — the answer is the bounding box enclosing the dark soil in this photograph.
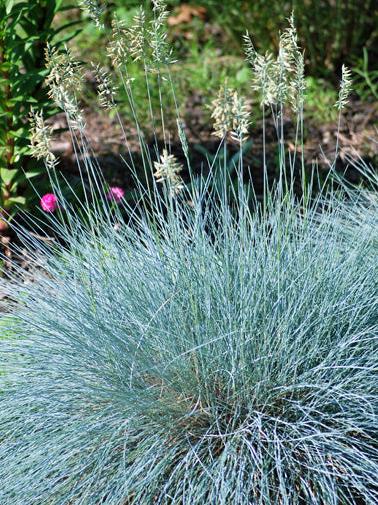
[50,97,378,197]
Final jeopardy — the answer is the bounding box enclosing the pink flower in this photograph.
[107,186,125,203]
[40,193,58,213]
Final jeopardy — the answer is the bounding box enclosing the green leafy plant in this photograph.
[194,139,253,195]
[304,77,338,123]
[353,47,378,101]
[0,0,80,231]
[173,0,377,78]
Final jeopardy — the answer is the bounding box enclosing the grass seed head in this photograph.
[107,17,128,68]
[45,45,84,130]
[78,0,105,28]
[153,148,184,196]
[29,110,57,170]
[92,64,118,110]
[335,64,353,110]
[211,86,250,143]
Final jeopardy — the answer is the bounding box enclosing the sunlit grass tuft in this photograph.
[0,187,377,503]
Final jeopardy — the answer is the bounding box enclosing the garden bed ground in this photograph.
[1,97,377,285]
[50,97,378,195]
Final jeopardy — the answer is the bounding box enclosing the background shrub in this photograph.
[0,0,80,226]
[164,0,378,77]
[90,0,377,79]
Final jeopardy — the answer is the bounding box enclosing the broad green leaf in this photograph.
[7,195,26,206]
[0,168,18,184]
[25,168,44,179]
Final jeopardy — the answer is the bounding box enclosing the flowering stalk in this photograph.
[334,65,353,158]
[29,110,57,171]
[211,86,250,145]
[45,45,84,131]
[153,149,184,197]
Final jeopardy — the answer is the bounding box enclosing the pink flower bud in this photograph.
[40,193,58,213]
[107,186,125,203]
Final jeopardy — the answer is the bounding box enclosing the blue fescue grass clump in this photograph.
[0,5,377,503]
[0,188,377,504]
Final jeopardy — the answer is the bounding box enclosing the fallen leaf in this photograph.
[168,4,207,26]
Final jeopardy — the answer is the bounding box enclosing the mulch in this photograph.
[50,97,378,193]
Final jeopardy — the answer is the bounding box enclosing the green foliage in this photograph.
[0,315,16,340]
[65,1,375,137]
[169,0,377,78]
[193,140,253,194]
[90,0,376,81]
[304,77,338,123]
[353,47,378,101]
[0,0,80,222]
